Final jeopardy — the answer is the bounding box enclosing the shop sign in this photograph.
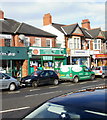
[32,48,40,55]
[95,54,107,58]
[0,52,16,56]
[43,56,52,60]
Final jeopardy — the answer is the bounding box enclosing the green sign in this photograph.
[43,56,52,60]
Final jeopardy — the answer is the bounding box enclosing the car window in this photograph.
[40,71,49,77]
[31,71,42,76]
[2,73,10,79]
[83,66,90,72]
[49,71,56,76]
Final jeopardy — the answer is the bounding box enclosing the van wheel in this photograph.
[32,81,38,88]
[102,74,105,79]
[53,79,59,85]
[91,74,95,80]
[9,83,16,91]
[73,77,79,83]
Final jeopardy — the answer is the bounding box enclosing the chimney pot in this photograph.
[81,19,91,30]
[0,10,4,19]
[43,13,52,26]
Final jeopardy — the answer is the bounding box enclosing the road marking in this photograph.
[79,82,87,84]
[0,106,30,114]
[25,90,62,98]
[66,84,74,86]
[30,89,40,92]
[61,82,70,85]
[8,91,20,94]
[25,94,39,97]
[49,86,58,89]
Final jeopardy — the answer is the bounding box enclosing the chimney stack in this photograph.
[43,13,52,26]
[81,19,91,30]
[0,10,4,19]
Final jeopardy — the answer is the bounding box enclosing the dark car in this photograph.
[20,70,59,87]
[22,85,107,120]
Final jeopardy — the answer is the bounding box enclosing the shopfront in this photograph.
[0,47,28,78]
[28,47,67,74]
[70,50,91,68]
[93,54,107,66]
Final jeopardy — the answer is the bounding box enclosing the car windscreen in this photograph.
[23,102,107,120]
[31,71,42,76]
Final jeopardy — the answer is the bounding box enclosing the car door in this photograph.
[39,71,50,85]
[82,66,91,80]
[0,73,11,89]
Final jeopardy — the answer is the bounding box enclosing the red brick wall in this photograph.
[0,38,4,46]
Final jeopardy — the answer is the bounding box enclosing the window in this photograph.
[4,39,11,47]
[46,39,52,47]
[93,39,101,50]
[24,37,30,47]
[34,38,41,47]
[69,37,81,50]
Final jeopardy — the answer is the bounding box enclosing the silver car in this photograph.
[92,66,107,78]
[0,73,20,91]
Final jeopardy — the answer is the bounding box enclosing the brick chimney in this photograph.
[0,10,4,19]
[81,19,91,30]
[43,13,52,26]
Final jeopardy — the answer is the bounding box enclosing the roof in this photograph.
[49,87,107,113]
[0,18,20,34]
[88,28,104,39]
[16,23,57,37]
[0,18,56,37]
[81,27,92,38]
[61,23,78,35]
[52,23,65,33]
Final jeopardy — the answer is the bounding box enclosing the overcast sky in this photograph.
[0,0,106,30]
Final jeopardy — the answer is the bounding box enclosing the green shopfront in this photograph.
[0,47,28,78]
[28,47,67,74]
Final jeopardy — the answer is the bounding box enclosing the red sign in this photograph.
[95,54,107,58]
[32,49,39,55]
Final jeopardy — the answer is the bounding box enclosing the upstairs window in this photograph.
[69,37,81,50]
[93,39,101,50]
[24,37,30,47]
[46,39,52,47]
[33,38,41,47]
[4,39,11,47]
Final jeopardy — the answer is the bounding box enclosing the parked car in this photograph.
[0,73,20,91]
[59,65,95,83]
[20,70,59,87]
[22,85,107,120]
[92,66,107,78]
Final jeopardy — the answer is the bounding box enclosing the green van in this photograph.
[59,65,95,83]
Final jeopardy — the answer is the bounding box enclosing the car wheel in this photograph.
[73,76,79,83]
[53,79,59,85]
[32,81,38,88]
[102,74,105,79]
[9,83,16,91]
[91,74,95,80]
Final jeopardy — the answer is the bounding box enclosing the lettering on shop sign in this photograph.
[0,52,16,56]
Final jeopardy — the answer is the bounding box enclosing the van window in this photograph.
[83,66,90,72]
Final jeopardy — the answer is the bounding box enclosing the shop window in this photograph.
[69,37,81,50]
[4,39,11,47]
[93,39,101,50]
[24,37,30,47]
[46,39,52,47]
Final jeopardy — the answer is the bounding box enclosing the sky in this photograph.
[0,0,106,30]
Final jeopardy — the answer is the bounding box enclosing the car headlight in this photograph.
[26,79,31,82]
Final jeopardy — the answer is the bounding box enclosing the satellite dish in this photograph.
[18,34,25,40]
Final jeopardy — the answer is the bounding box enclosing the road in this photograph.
[0,78,107,120]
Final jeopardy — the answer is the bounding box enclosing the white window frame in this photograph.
[46,39,52,47]
[68,37,81,50]
[93,39,101,50]
[24,37,30,47]
[34,38,41,47]
[86,39,91,50]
